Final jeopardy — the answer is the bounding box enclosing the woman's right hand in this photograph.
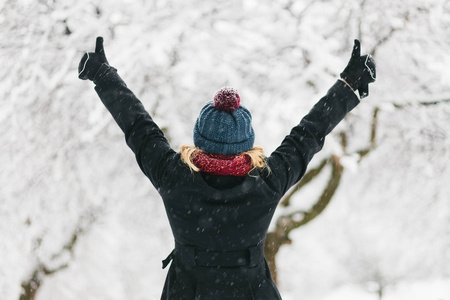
[340,39,376,98]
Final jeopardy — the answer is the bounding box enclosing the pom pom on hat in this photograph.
[213,87,241,112]
[193,86,254,155]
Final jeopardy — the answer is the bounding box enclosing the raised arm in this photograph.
[78,37,174,188]
[267,40,376,195]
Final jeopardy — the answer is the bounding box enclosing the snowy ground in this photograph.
[319,279,450,300]
[280,280,450,300]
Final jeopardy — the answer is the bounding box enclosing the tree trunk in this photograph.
[264,155,344,283]
[20,271,41,300]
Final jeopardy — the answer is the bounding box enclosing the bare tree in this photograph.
[19,211,98,300]
[264,107,379,284]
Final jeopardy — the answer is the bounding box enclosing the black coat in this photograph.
[93,64,359,299]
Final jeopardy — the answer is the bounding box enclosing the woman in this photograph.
[78,37,375,299]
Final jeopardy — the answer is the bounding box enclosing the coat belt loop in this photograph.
[248,244,263,267]
[175,241,197,267]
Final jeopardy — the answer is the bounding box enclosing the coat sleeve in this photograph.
[266,80,360,195]
[92,64,175,189]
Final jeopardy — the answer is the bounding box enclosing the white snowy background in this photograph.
[1,0,449,299]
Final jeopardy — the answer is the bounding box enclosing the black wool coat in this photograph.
[92,64,360,300]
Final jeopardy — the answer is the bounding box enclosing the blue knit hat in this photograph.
[193,87,255,155]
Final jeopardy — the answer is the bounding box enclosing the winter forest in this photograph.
[1,0,450,299]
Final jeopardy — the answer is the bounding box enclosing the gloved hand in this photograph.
[340,39,376,98]
[78,36,109,81]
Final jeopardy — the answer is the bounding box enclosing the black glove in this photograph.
[78,36,109,81]
[340,39,376,98]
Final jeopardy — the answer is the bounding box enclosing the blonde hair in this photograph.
[180,145,269,174]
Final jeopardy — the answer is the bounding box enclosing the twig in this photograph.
[280,158,328,207]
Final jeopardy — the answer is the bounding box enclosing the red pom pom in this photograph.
[213,87,241,112]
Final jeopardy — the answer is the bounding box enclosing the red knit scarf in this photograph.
[192,151,252,177]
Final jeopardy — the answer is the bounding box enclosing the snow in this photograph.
[318,279,450,300]
[1,0,450,299]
